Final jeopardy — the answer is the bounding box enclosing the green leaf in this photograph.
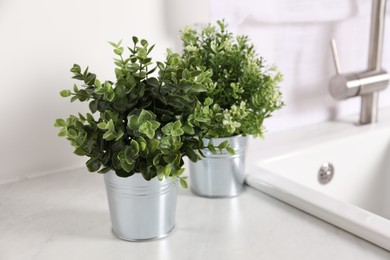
[104,81,112,92]
[120,160,134,173]
[89,100,98,113]
[97,122,106,130]
[173,120,181,130]
[153,154,162,166]
[180,178,188,189]
[132,36,139,44]
[97,167,111,174]
[146,77,160,88]
[156,166,164,180]
[137,136,147,151]
[57,128,67,137]
[86,158,101,172]
[218,140,229,150]
[191,84,207,92]
[147,44,155,54]
[77,89,89,101]
[140,39,148,46]
[185,147,199,162]
[172,168,185,177]
[70,64,81,73]
[115,84,126,98]
[103,131,116,141]
[60,90,71,97]
[73,84,79,93]
[161,122,173,136]
[226,146,235,155]
[139,109,154,122]
[124,146,134,164]
[139,121,158,139]
[114,47,124,55]
[182,124,195,135]
[108,41,117,48]
[94,79,102,88]
[164,164,171,179]
[54,118,66,127]
[208,144,217,154]
[106,91,115,102]
[148,139,160,153]
[115,129,124,141]
[130,140,140,155]
[107,119,115,132]
[74,147,87,156]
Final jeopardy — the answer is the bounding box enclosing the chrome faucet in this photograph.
[329,0,390,124]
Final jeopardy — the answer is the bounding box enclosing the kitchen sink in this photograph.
[246,111,390,251]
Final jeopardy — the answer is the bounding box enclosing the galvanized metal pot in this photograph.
[104,171,177,241]
[189,135,248,198]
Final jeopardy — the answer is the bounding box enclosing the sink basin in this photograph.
[246,113,390,251]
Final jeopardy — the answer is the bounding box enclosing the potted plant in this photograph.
[54,37,211,240]
[179,20,284,197]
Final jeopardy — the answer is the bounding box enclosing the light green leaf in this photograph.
[54,118,66,127]
[208,144,217,154]
[180,178,188,189]
[226,146,235,155]
[108,41,117,48]
[182,124,195,135]
[218,140,229,150]
[57,128,67,137]
[60,89,71,97]
[164,164,172,179]
[114,47,124,55]
[172,168,185,177]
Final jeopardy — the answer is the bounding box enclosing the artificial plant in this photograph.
[180,20,284,139]
[54,37,212,187]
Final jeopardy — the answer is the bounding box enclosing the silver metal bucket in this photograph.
[104,171,177,241]
[189,135,248,198]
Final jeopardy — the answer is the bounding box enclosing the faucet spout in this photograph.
[329,0,389,125]
[361,0,387,124]
[368,0,386,72]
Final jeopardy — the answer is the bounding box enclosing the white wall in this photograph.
[0,0,209,184]
[2,0,390,183]
[210,0,390,132]
[0,0,211,184]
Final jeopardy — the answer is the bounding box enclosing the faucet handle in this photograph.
[330,39,342,75]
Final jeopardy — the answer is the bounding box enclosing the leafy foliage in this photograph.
[180,20,284,138]
[54,37,210,187]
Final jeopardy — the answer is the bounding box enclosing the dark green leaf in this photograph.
[146,77,160,88]
[97,167,111,174]
[185,147,199,162]
[86,158,101,172]
[140,39,148,46]
[89,100,98,113]
[70,64,81,73]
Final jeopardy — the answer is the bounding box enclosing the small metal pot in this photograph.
[104,171,177,241]
[189,135,248,198]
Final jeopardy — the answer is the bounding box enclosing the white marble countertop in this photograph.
[1,164,390,260]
